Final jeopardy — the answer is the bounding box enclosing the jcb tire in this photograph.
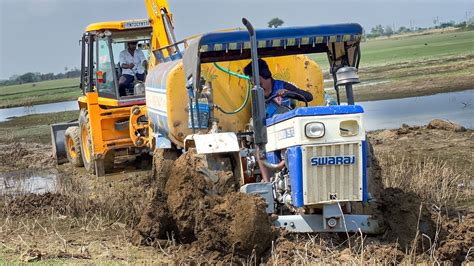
[79,109,115,175]
[64,126,84,167]
[79,109,95,174]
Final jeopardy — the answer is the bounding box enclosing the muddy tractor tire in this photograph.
[350,140,385,229]
[64,126,84,167]
[366,140,384,200]
[79,109,115,175]
[151,149,178,191]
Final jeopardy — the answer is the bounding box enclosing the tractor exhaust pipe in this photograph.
[242,18,267,148]
[242,18,283,171]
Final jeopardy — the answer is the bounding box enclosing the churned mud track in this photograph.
[0,120,472,263]
[133,149,275,262]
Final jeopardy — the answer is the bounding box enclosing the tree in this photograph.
[397,26,411,33]
[268,17,284,28]
[370,24,384,37]
[385,26,394,36]
[17,72,36,84]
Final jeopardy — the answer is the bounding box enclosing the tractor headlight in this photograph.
[305,122,325,138]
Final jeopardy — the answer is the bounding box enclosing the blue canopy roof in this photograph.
[198,23,363,52]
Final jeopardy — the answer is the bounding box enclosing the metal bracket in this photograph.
[190,132,240,154]
[274,214,384,234]
[51,122,79,165]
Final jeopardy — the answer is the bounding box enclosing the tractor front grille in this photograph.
[302,142,363,205]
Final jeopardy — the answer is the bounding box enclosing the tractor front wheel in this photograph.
[64,126,83,167]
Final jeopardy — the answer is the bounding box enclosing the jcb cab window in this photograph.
[96,38,117,99]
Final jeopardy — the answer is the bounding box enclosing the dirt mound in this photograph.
[380,187,437,251]
[5,192,71,216]
[0,142,54,170]
[133,149,275,260]
[437,214,474,263]
[427,119,466,132]
[132,190,175,244]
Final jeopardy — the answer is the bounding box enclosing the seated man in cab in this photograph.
[243,59,313,182]
[118,41,147,96]
[244,59,313,118]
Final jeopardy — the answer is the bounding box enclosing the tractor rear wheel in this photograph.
[64,126,83,167]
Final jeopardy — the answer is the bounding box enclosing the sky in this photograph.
[0,0,472,79]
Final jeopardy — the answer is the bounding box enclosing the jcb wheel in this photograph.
[79,109,115,175]
[64,126,84,167]
[79,109,95,174]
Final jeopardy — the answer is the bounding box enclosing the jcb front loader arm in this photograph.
[145,0,176,67]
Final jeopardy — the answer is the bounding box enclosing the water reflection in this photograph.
[0,100,77,122]
[0,91,472,131]
[361,90,473,131]
[0,169,57,195]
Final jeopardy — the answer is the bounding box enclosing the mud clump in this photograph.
[5,192,71,216]
[132,190,175,244]
[0,142,54,169]
[380,187,437,251]
[133,149,275,260]
[437,214,474,263]
[427,119,466,132]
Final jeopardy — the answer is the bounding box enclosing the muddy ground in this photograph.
[0,120,472,263]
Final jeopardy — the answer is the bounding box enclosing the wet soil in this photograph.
[133,150,275,262]
[0,121,472,263]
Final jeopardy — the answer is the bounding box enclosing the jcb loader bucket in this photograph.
[51,121,79,165]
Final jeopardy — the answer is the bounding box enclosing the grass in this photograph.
[378,153,471,208]
[311,30,474,71]
[315,30,474,101]
[0,111,79,144]
[0,31,472,109]
[0,78,81,108]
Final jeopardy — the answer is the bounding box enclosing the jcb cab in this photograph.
[52,19,153,175]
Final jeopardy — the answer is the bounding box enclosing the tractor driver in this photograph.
[243,59,313,182]
[243,59,313,119]
[118,41,147,96]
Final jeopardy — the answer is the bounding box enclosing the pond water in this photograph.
[360,90,473,131]
[0,169,57,196]
[0,90,472,130]
[0,100,77,122]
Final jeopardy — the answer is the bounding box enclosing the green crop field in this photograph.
[0,78,81,108]
[0,30,472,109]
[311,30,474,70]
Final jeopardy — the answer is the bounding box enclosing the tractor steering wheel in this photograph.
[265,91,309,107]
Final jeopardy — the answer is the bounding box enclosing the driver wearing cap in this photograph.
[118,41,147,96]
[243,59,313,182]
[243,59,313,118]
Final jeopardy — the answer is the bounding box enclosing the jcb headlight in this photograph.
[305,122,325,138]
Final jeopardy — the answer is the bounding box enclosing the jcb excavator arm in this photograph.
[145,0,177,66]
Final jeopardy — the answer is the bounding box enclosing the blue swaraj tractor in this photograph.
[148,19,384,233]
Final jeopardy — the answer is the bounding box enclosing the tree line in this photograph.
[0,68,81,86]
[367,18,474,38]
